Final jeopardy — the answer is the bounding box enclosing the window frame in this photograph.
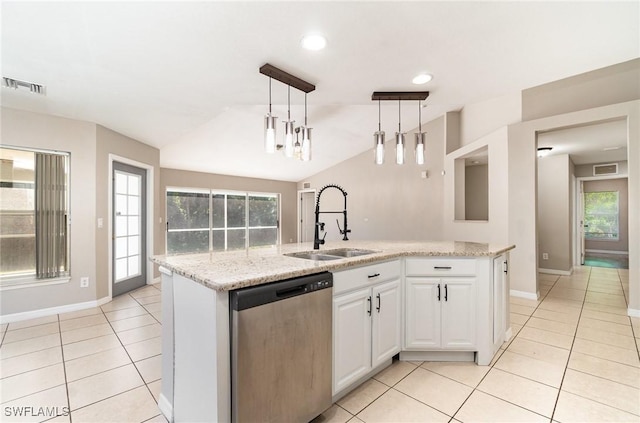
[0,145,71,290]
[166,187,281,254]
[584,190,620,241]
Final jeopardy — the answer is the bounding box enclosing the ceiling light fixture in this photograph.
[412,73,432,85]
[259,64,316,161]
[415,100,426,165]
[374,99,385,165]
[371,91,430,166]
[301,34,327,51]
[2,77,46,95]
[537,147,553,157]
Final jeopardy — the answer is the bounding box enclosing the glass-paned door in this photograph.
[113,162,146,296]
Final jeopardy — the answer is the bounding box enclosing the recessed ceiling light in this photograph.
[301,34,327,51]
[412,73,433,85]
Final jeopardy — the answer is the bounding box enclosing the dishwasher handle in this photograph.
[276,285,307,299]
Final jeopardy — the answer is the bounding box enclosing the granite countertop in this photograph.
[151,240,515,292]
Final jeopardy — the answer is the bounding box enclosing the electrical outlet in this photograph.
[80,277,89,288]
[542,253,549,260]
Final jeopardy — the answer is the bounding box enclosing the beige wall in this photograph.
[298,116,445,242]
[584,178,629,253]
[537,154,573,272]
[522,59,640,122]
[96,126,161,298]
[160,168,298,247]
[465,164,489,221]
[575,160,628,178]
[509,100,639,308]
[1,108,98,315]
[460,92,522,147]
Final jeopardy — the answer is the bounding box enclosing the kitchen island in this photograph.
[152,240,514,422]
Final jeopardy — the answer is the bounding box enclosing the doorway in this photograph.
[298,190,316,243]
[112,161,147,296]
[579,176,629,269]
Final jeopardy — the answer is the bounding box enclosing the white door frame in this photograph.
[574,173,629,267]
[108,154,154,299]
[297,189,316,243]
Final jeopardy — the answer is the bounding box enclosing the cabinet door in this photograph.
[333,287,372,394]
[371,279,402,368]
[405,278,441,349]
[441,278,476,349]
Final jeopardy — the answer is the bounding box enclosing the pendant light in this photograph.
[415,100,426,165]
[260,64,316,160]
[264,77,277,153]
[371,91,429,166]
[301,93,312,161]
[396,99,406,165]
[283,85,295,158]
[374,99,385,165]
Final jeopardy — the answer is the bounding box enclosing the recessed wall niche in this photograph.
[454,146,489,221]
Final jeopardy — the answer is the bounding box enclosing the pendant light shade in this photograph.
[415,132,425,165]
[396,99,405,165]
[301,127,312,161]
[374,99,385,165]
[396,133,406,165]
[415,100,425,165]
[283,85,295,157]
[264,77,277,153]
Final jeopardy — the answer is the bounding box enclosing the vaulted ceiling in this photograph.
[2,1,638,181]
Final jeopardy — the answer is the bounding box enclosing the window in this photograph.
[584,191,619,240]
[166,189,279,254]
[0,147,70,283]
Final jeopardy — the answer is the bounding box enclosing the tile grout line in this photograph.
[56,312,73,423]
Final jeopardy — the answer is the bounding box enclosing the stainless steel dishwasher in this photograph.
[230,272,333,423]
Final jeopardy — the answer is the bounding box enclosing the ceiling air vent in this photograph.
[593,163,618,176]
[2,77,46,95]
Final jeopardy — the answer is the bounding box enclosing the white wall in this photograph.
[460,92,522,147]
[443,127,510,245]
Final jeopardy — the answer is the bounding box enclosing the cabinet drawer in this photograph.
[333,260,401,295]
[405,258,476,277]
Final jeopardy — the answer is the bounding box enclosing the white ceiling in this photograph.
[1,1,638,182]
[538,119,628,165]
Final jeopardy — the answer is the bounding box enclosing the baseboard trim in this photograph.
[510,289,539,301]
[585,249,629,255]
[538,268,573,276]
[151,276,161,285]
[628,308,640,318]
[0,296,111,324]
[158,393,173,422]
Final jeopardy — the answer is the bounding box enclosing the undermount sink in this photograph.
[285,248,378,261]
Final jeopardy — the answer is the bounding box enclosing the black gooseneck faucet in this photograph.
[314,184,350,250]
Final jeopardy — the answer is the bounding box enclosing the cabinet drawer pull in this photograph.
[367,296,372,316]
[376,293,381,312]
[368,273,381,278]
[434,266,452,270]
[437,284,441,301]
[445,284,448,302]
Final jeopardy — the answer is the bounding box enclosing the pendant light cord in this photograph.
[268,77,272,114]
[378,99,381,132]
[418,100,422,132]
[398,99,401,132]
[287,85,291,121]
[305,93,308,126]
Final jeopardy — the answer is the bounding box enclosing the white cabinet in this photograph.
[332,261,401,395]
[492,254,510,346]
[405,259,476,351]
[405,277,476,349]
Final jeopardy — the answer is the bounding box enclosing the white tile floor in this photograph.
[1,266,638,422]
